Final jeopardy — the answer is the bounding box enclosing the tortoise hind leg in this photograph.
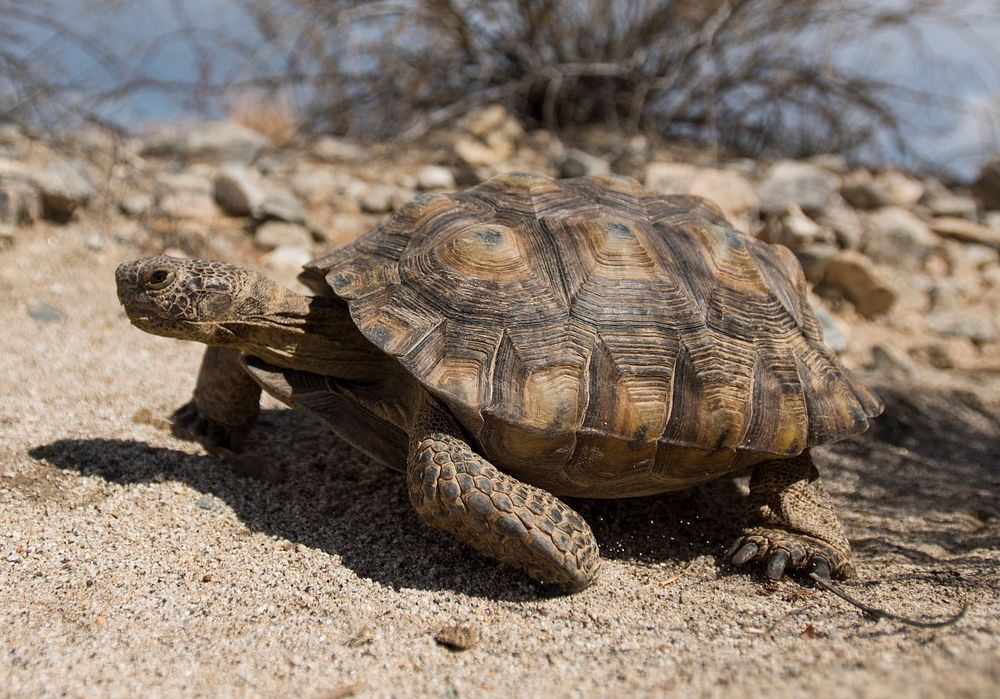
[729,450,855,580]
[406,394,601,591]
[173,346,261,451]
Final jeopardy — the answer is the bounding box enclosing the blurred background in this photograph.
[2,0,1000,375]
[1,0,998,178]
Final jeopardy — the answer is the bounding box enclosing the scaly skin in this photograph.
[173,346,262,450]
[729,451,855,580]
[406,393,601,590]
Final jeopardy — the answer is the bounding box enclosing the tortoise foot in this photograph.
[172,400,249,451]
[727,529,851,580]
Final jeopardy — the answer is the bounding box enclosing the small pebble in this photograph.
[434,623,479,651]
[27,302,63,323]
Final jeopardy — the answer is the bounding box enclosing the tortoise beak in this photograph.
[115,261,139,304]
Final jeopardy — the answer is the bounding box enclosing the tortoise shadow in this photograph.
[29,407,744,599]
[29,376,1000,596]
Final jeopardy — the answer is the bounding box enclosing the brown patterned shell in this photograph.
[302,173,882,498]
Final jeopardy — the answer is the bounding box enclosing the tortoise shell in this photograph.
[302,173,882,498]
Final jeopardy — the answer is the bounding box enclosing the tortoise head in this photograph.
[115,255,265,345]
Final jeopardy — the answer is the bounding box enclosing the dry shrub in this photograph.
[228,95,300,146]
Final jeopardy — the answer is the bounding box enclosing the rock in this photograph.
[816,251,897,318]
[756,160,840,214]
[869,344,916,376]
[0,223,15,249]
[862,207,937,271]
[37,159,94,221]
[119,193,154,217]
[942,241,998,278]
[156,190,218,220]
[460,105,522,141]
[290,164,351,206]
[359,185,407,214]
[142,121,267,164]
[806,153,850,175]
[254,221,313,251]
[839,169,887,209]
[256,185,306,224]
[558,148,611,178]
[454,137,509,167]
[795,243,840,284]
[454,106,522,167]
[416,165,456,191]
[0,180,40,225]
[645,162,758,229]
[262,245,313,289]
[813,304,850,353]
[312,136,368,163]
[911,338,979,369]
[156,169,213,195]
[27,301,64,323]
[434,624,479,651]
[921,179,978,219]
[760,204,833,252]
[929,217,1000,249]
[875,170,925,208]
[812,196,863,249]
[320,212,380,247]
[926,310,997,343]
[971,155,1000,210]
[213,166,265,217]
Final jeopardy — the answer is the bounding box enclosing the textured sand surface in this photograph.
[2,225,998,698]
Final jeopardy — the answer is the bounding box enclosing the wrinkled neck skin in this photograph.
[221,282,387,380]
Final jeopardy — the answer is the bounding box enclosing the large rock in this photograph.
[812,195,863,249]
[454,138,511,167]
[930,217,1000,250]
[416,165,456,191]
[36,159,94,220]
[862,207,938,271]
[760,204,834,252]
[359,185,408,214]
[816,251,897,318]
[921,179,978,219]
[755,160,840,214]
[841,169,925,210]
[645,162,758,230]
[0,179,41,225]
[454,106,522,167]
[255,185,306,224]
[213,166,265,217]
[254,221,313,251]
[312,136,368,163]
[971,155,1000,210]
[142,121,267,164]
[558,149,611,178]
[156,190,218,220]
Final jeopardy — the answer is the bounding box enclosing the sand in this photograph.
[1,222,998,698]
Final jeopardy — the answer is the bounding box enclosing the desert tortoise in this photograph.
[116,172,882,590]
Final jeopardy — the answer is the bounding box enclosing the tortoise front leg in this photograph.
[173,346,262,450]
[729,450,855,580]
[406,394,601,591]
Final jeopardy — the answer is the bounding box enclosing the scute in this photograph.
[303,174,882,497]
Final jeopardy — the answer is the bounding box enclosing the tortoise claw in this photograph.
[809,556,832,581]
[731,542,759,567]
[171,400,245,451]
[766,549,791,580]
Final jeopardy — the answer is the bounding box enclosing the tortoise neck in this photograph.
[225,285,386,379]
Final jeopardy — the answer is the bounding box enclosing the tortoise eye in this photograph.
[146,268,173,289]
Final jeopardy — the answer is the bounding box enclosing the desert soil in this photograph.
[2,222,998,698]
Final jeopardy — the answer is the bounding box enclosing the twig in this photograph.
[809,573,968,629]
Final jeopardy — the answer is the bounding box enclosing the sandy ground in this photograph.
[2,222,999,699]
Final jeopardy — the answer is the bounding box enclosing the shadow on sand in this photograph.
[29,378,999,597]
